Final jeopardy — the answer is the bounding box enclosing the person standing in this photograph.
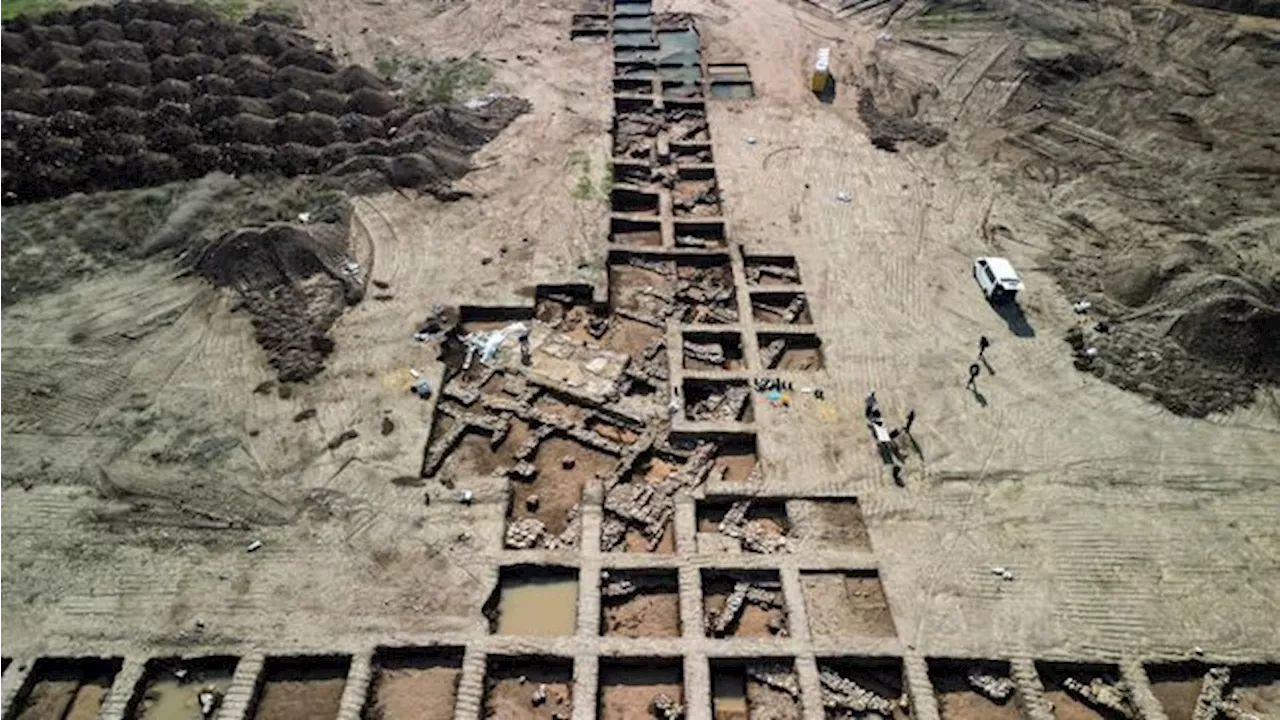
[978,335,991,358]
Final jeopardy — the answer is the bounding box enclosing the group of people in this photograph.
[866,336,994,486]
[865,391,915,486]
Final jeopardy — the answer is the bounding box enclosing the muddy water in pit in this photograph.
[711,671,748,720]
[495,576,579,635]
[134,676,234,720]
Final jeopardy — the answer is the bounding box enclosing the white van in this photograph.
[974,257,1024,303]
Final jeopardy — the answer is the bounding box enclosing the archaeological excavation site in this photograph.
[2,0,1279,716]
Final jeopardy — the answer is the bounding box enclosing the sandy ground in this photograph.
[2,0,1279,716]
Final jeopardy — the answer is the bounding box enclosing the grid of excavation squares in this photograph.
[16,7,1280,720]
[8,650,1278,719]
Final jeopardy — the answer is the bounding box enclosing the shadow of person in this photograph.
[815,75,836,104]
[991,300,1036,338]
[906,431,924,461]
[970,385,988,407]
[980,355,995,376]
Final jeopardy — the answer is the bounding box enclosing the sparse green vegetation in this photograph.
[569,151,596,200]
[374,51,495,105]
[190,0,251,21]
[569,151,609,202]
[1,0,68,21]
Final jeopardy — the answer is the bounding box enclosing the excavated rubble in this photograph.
[1061,676,1136,719]
[967,669,1016,702]
[0,1,528,204]
[819,669,900,716]
[706,579,784,637]
[189,221,361,381]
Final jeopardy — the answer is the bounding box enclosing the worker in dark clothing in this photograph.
[978,335,991,358]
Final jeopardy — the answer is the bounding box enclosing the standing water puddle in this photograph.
[711,82,755,100]
[614,15,653,31]
[614,0,653,15]
[130,658,237,720]
[491,568,579,636]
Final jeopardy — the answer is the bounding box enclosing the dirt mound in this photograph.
[969,0,1280,414]
[1,1,528,203]
[190,221,363,381]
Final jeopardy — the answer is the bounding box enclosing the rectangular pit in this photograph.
[696,497,789,554]
[615,96,654,114]
[707,440,758,487]
[1034,662,1135,720]
[662,80,703,100]
[602,450,682,554]
[484,656,574,720]
[682,331,746,371]
[928,659,1020,720]
[11,657,122,720]
[758,332,825,370]
[750,292,812,325]
[614,14,654,32]
[673,168,721,218]
[614,31,658,48]
[615,61,658,79]
[1225,665,1280,718]
[128,656,237,720]
[611,161,654,186]
[365,648,463,720]
[702,569,788,638]
[249,656,350,720]
[710,81,755,100]
[710,660,802,720]
[611,187,660,216]
[671,142,713,164]
[801,570,897,637]
[743,253,801,285]
[614,77,654,96]
[683,379,753,423]
[665,104,709,143]
[505,435,619,548]
[600,568,681,637]
[599,659,684,720]
[570,13,610,37]
[614,0,653,15]
[708,63,752,82]
[614,111,658,160]
[789,499,871,551]
[1144,662,1211,720]
[486,565,579,636]
[818,657,910,719]
[674,220,726,248]
[459,305,536,333]
[610,217,662,247]
[675,255,738,323]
